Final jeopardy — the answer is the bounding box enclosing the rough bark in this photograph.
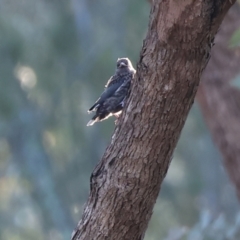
[72,1,236,239]
[197,4,240,199]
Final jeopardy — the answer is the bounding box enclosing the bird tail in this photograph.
[86,115,99,126]
[88,103,99,113]
[86,119,96,126]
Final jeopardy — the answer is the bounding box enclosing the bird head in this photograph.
[116,58,133,70]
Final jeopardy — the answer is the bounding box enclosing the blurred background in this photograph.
[0,1,240,240]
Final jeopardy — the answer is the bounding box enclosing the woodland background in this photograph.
[0,1,240,240]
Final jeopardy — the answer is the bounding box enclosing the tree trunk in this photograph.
[197,4,240,199]
[72,1,236,239]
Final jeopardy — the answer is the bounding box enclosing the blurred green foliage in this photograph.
[0,1,239,240]
[230,29,240,47]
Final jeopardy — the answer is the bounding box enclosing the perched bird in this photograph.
[87,58,135,126]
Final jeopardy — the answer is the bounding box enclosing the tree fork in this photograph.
[72,1,236,239]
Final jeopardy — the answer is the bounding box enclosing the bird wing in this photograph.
[103,79,131,113]
[88,75,123,112]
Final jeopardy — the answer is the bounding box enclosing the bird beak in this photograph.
[120,62,127,67]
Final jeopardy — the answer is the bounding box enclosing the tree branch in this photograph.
[72,1,236,239]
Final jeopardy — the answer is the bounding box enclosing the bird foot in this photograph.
[114,114,121,125]
[113,112,121,118]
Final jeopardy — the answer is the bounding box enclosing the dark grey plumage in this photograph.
[87,58,135,126]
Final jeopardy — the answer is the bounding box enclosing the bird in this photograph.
[87,58,135,126]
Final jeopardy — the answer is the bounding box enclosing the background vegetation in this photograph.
[0,1,240,239]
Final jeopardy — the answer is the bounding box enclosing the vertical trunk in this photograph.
[72,1,236,239]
